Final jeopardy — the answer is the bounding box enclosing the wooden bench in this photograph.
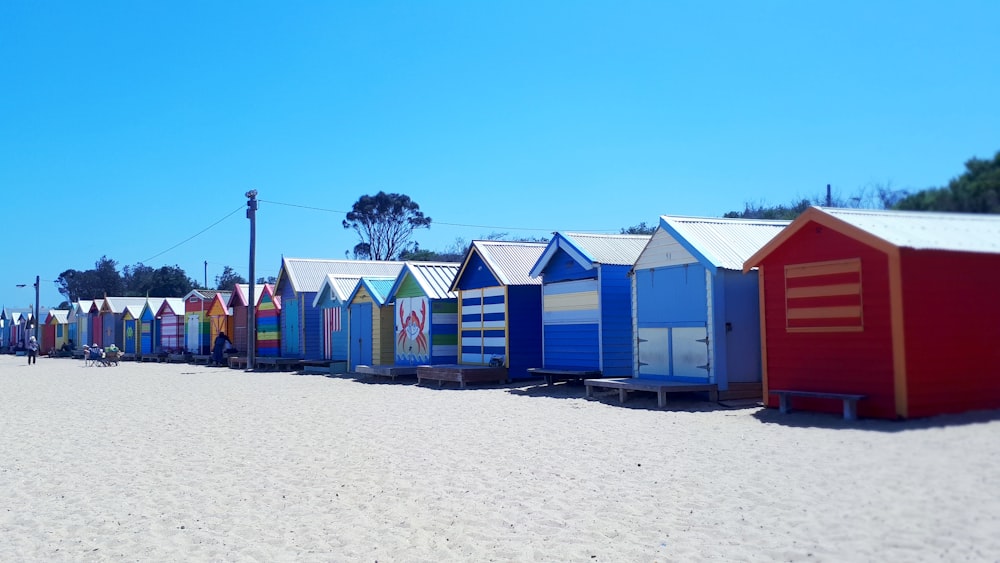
[228,356,249,369]
[527,368,603,386]
[585,378,719,407]
[190,354,212,365]
[769,389,867,421]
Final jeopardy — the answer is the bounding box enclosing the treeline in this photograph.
[56,258,254,305]
[725,150,1000,219]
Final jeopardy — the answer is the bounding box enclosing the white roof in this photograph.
[817,207,1000,253]
[659,215,791,270]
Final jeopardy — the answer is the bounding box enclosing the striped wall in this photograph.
[256,292,280,357]
[160,314,183,352]
[459,286,507,365]
[542,279,600,371]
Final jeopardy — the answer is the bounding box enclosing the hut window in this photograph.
[784,258,863,333]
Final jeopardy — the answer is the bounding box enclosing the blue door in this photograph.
[282,298,300,357]
[350,303,372,369]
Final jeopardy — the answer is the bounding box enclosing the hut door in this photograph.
[671,326,710,380]
[124,320,136,354]
[637,327,670,378]
[350,303,372,369]
[186,314,201,353]
[282,298,300,357]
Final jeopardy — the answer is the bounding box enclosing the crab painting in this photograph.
[397,298,429,358]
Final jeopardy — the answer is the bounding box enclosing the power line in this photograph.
[140,205,245,263]
[259,198,612,233]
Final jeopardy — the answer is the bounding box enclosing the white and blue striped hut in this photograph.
[630,215,789,394]
[528,232,650,379]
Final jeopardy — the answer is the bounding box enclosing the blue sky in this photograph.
[2,1,998,310]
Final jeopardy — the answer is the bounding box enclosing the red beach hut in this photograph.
[744,207,1000,419]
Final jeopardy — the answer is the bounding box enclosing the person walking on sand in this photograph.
[212,331,233,366]
[27,335,38,365]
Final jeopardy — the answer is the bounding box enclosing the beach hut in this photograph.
[256,283,281,357]
[600,215,789,401]
[528,233,651,381]
[743,207,1000,419]
[0,308,14,351]
[387,262,461,367]
[73,300,93,350]
[183,290,226,355]
[344,276,398,370]
[100,297,149,349]
[139,298,163,357]
[43,309,71,353]
[313,275,365,367]
[88,300,105,347]
[275,258,404,360]
[227,284,268,355]
[121,304,145,356]
[156,298,186,353]
[206,291,233,351]
[436,240,546,382]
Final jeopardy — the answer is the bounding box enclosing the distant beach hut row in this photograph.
[24,207,1000,420]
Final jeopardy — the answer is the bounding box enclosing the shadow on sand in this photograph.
[752,404,1000,432]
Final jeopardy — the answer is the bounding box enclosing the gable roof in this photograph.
[101,297,151,314]
[744,207,1000,271]
[452,240,547,290]
[347,277,398,307]
[387,262,460,301]
[46,309,70,324]
[156,298,186,316]
[276,257,405,294]
[227,284,271,308]
[184,289,230,302]
[74,300,94,315]
[530,232,650,277]
[655,215,791,272]
[312,275,364,308]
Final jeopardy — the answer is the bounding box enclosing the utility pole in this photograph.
[204,260,208,289]
[33,275,40,344]
[246,190,258,371]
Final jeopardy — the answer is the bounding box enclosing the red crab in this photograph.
[398,299,428,355]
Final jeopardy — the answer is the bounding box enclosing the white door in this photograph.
[186,314,201,353]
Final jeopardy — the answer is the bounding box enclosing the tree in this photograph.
[342,191,432,260]
[895,151,1000,213]
[619,222,657,235]
[123,263,156,296]
[215,266,247,291]
[256,276,277,285]
[56,256,124,300]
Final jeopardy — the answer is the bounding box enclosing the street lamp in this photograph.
[15,275,40,343]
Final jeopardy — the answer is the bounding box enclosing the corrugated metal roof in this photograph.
[278,257,405,293]
[469,241,547,286]
[661,215,791,270]
[48,309,70,323]
[394,262,460,300]
[102,297,150,314]
[359,277,398,306]
[313,274,365,306]
[158,298,186,316]
[818,207,1000,253]
[229,284,269,307]
[74,300,94,314]
[560,232,652,265]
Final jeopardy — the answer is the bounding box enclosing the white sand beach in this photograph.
[0,354,997,562]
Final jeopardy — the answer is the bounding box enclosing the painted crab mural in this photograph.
[396,297,429,362]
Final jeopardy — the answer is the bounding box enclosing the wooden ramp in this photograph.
[584,377,719,407]
[355,364,419,381]
[416,364,509,388]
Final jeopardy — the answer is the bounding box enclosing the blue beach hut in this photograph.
[628,216,789,396]
[448,240,546,380]
[345,276,398,370]
[528,232,650,380]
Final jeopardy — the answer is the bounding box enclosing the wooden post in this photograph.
[246,190,258,371]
